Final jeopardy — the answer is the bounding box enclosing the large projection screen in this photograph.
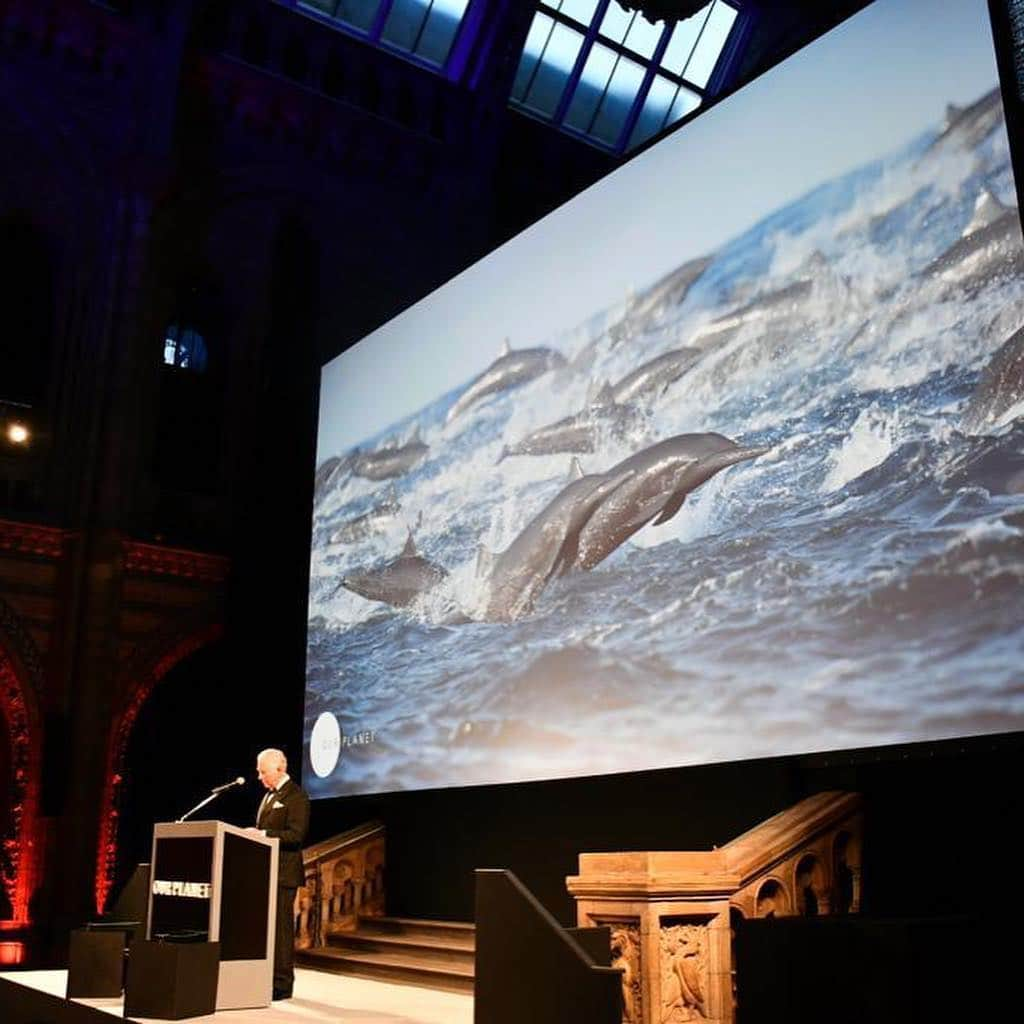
[305,0,1024,798]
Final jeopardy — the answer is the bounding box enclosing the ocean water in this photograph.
[304,88,1024,797]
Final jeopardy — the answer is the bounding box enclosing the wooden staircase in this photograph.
[298,915,475,993]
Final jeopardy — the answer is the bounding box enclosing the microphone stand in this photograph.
[177,789,230,823]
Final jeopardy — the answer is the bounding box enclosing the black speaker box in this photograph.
[123,939,220,1020]
[66,927,127,998]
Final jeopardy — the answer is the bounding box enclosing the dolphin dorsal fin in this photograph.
[568,457,585,482]
[963,187,1006,236]
[401,530,418,558]
[593,381,614,407]
[944,102,962,129]
[806,250,828,272]
[475,545,495,579]
[586,378,613,407]
[499,337,511,357]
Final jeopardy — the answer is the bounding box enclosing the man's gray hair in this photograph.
[258,748,287,771]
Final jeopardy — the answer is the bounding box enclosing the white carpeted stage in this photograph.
[0,967,473,1024]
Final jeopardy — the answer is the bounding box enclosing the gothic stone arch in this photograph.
[0,599,44,925]
[93,618,224,914]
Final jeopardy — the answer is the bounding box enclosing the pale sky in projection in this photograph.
[317,0,1005,458]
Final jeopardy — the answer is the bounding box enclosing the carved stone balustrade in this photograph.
[299,820,386,949]
[566,791,863,1024]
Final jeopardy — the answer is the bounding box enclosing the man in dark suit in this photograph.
[254,748,310,1000]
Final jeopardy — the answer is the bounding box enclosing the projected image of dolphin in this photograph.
[329,486,401,544]
[445,339,567,424]
[572,433,771,571]
[921,188,1024,290]
[496,383,641,462]
[627,255,713,326]
[926,86,1004,155]
[610,346,703,405]
[961,325,1024,433]
[315,456,341,498]
[690,278,815,352]
[481,459,635,622]
[338,530,448,609]
[607,255,713,347]
[352,427,428,481]
[314,449,361,502]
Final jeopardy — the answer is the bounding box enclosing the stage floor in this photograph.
[1,966,473,1024]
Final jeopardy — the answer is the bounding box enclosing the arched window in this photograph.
[163,324,209,373]
[510,1,739,152]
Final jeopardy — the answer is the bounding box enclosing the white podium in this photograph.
[147,820,279,1010]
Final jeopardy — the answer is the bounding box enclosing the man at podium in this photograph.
[251,748,309,1000]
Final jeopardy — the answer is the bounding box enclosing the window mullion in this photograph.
[616,18,675,152]
[520,16,559,107]
[551,0,612,126]
[705,1,747,96]
[369,0,398,44]
[410,0,436,55]
[680,1,714,84]
[584,48,620,137]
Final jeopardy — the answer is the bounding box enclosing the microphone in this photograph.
[177,777,246,822]
[210,777,246,795]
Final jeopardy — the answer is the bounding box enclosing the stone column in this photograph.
[317,860,333,946]
[568,852,740,1024]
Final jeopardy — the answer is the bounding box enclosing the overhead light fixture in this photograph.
[1,398,34,447]
[7,422,30,445]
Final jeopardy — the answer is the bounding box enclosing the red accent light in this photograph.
[1,630,42,928]
[0,941,26,964]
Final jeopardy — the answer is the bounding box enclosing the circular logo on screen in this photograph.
[310,712,342,778]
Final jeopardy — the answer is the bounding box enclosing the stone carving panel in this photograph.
[569,793,865,1024]
[594,918,642,1024]
[660,920,709,1023]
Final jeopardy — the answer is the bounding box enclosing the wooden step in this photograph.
[354,915,476,946]
[327,929,474,967]
[298,945,475,993]
[299,916,477,994]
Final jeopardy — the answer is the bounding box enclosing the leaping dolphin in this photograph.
[496,383,641,462]
[571,433,771,571]
[481,459,635,622]
[329,486,401,544]
[338,531,448,608]
[925,87,1004,155]
[611,255,713,344]
[961,325,1024,433]
[690,279,814,351]
[352,427,428,481]
[610,346,703,405]
[630,255,712,318]
[920,188,1024,289]
[314,449,361,502]
[315,456,341,497]
[445,339,567,424]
